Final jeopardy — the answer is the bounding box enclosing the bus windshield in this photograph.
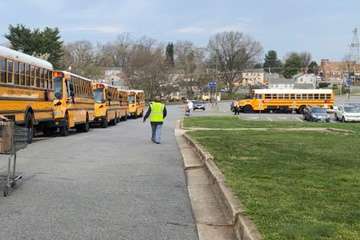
[53,77,63,99]
[129,95,135,104]
[93,89,104,103]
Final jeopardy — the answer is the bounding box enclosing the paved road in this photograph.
[0,106,197,240]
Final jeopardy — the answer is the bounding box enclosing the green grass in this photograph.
[184,116,360,133]
[188,129,360,240]
[221,93,248,100]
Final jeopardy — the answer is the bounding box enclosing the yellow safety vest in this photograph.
[150,102,165,122]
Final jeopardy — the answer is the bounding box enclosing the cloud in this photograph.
[176,26,206,34]
[63,26,125,34]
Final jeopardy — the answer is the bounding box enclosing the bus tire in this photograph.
[139,111,143,117]
[298,105,306,114]
[243,105,253,113]
[60,115,69,136]
[81,118,90,133]
[102,116,108,128]
[25,112,34,144]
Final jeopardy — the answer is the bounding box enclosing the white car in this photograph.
[334,105,360,122]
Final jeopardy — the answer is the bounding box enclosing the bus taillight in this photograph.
[53,72,64,78]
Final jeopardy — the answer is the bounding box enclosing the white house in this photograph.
[293,73,317,89]
[268,78,296,89]
[242,69,265,86]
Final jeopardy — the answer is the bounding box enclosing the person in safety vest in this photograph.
[143,96,167,144]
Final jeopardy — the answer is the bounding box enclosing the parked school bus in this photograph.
[53,71,95,136]
[127,90,145,118]
[92,83,121,128]
[236,89,334,113]
[0,46,54,142]
[118,89,129,121]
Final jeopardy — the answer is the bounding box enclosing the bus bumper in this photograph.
[54,118,68,127]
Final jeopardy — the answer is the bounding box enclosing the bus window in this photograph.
[284,94,289,99]
[0,57,6,83]
[265,94,271,99]
[272,94,278,99]
[14,62,19,85]
[326,94,331,99]
[302,94,307,99]
[290,94,295,99]
[20,63,25,85]
[308,94,313,99]
[7,60,13,84]
[40,68,45,88]
[129,95,135,104]
[296,94,301,99]
[256,94,262,99]
[30,66,35,86]
[25,64,30,86]
[314,94,319,99]
[48,71,53,89]
[320,94,325,99]
[279,94,284,99]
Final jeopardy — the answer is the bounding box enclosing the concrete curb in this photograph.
[183,133,262,240]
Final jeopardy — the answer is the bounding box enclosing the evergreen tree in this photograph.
[5,24,64,68]
[165,42,174,68]
[283,53,301,78]
[263,50,282,73]
[307,61,318,74]
[253,63,263,69]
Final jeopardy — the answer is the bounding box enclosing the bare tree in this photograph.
[343,54,356,77]
[299,52,312,73]
[207,31,263,94]
[61,40,103,78]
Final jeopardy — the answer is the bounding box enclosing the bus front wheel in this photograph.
[102,116,108,128]
[243,105,253,113]
[298,105,306,114]
[60,116,69,136]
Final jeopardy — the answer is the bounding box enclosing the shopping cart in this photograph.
[0,121,28,196]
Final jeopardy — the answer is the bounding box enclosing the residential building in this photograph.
[264,73,280,86]
[268,78,296,89]
[293,73,316,89]
[242,69,265,86]
[94,67,129,89]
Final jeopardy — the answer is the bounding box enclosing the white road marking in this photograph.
[267,117,273,121]
[277,117,287,120]
[249,117,258,119]
[297,118,304,122]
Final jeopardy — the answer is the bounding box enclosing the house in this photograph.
[293,73,316,89]
[268,78,296,89]
[94,67,129,89]
[264,73,280,86]
[241,69,265,86]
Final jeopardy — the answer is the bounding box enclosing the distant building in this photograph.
[319,59,360,80]
[94,67,129,89]
[264,73,280,86]
[242,69,265,86]
[268,78,296,89]
[293,73,316,89]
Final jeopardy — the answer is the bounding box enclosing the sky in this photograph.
[0,0,359,62]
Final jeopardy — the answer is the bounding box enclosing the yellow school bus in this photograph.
[92,83,121,128]
[0,46,54,142]
[118,89,129,121]
[236,89,334,113]
[53,71,95,135]
[127,90,145,118]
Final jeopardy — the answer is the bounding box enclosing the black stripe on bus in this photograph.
[0,83,54,91]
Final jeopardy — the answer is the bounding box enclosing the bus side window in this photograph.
[30,66,35,86]
[302,94,307,99]
[7,60,13,84]
[256,94,262,99]
[320,94,325,99]
[284,94,289,99]
[25,64,30,86]
[279,94,284,99]
[265,94,271,99]
[308,94,313,99]
[296,94,301,99]
[314,94,319,99]
[326,94,331,99]
[14,62,19,85]
[0,57,6,83]
[290,94,295,99]
[20,63,25,85]
[272,94,277,99]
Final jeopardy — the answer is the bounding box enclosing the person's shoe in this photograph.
[155,142,161,144]
[151,138,155,143]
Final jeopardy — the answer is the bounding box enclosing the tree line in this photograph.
[3,24,326,98]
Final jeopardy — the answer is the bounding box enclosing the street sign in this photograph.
[346,77,352,86]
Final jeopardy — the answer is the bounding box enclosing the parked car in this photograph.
[193,101,206,111]
[334,105,360,122]
[303,106,330,122]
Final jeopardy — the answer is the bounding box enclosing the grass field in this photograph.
[184,116,360,133]
[186,117,360,239]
